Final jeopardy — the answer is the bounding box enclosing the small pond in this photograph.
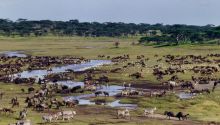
[177,92,195,99]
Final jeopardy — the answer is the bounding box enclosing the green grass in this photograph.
[90,96,116,103]
[119,89,220,122]
[1,36,220,124]
[0,82,175,125]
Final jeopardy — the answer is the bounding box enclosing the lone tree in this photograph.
[131,41,135,45]
[114,41,120,48]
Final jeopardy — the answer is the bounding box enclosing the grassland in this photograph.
[1,36,220,83]
[0,36,220,125]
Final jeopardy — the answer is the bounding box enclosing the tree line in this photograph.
[139,24,220,45]
[0,19,220,44]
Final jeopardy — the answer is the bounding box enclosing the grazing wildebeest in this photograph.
[181,81,194,89]
[50,99,64,109]
[164,81,178,90]
[0,92,4,99]
[176,112,190,120]
[94,91,103,97]
[28,87,35,93]
[129,72,142,79]
[21,88,25,93]
[0,108,16,115]
[11,97,18,104]
[202,89,211,94]
[12,101,19,108]
[34,103,49,111]
[191,89,210,94]
[63,100,79,108]
[164,111,175,120]
[151,90,166,97]
[11,97,19,108]
[150,90,165,97]
[103,91,109,97]
[213,80,220,92]
[164,111,189,120]
[129,90,140,96]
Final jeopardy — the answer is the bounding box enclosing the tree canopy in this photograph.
[0,19,220,45]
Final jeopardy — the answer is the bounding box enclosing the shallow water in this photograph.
[63,85,125,102]
[14,60,111,79]
[64,96,137,109]
[55,81,84,88]
[97,85,126,96]
[0,51,27,57]
[3,51,135,109]
[63,83,137,109]
[107,100,137,109]
[177,92,194,99]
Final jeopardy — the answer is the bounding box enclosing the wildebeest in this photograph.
[11,100,19,108]
[164,111,175,120]
[94,91,103,97]
[176,112,190,120]
[0,108,16,115]
[28,87,35,93]
[0,92,4,99]
[164,111,189,120]
[150,91,166,97]
[103,91,109,96]
[94,91,109,97]
[163,81,179,90]
[191,89,210,94]
[129,72,142,79]
[64,100,78,107]
[34,103,49,111]
[180,81,194,89]
[21,88,25,93]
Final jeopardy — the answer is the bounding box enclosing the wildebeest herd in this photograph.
[1,52,220,125]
